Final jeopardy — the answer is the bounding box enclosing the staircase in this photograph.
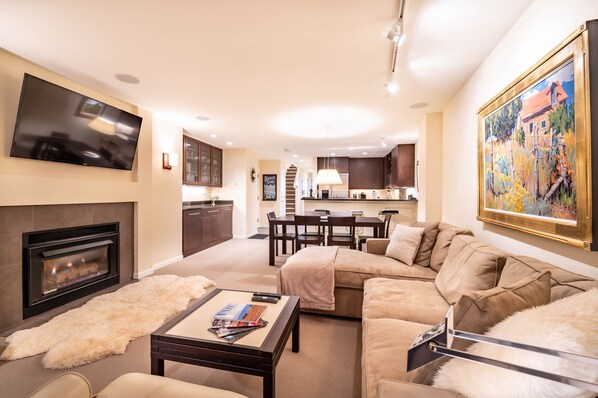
[285,165,298,215]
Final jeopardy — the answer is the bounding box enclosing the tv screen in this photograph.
[10,74,142,171]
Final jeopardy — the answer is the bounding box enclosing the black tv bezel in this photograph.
[10,73,142,171]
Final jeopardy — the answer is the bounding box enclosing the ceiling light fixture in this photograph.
[196,116,210,121]
[362,151,369,155]
[314,129,342,186]
[385,0,406,96]
[209,133,218,138]
[226,141,233,145]
[381,137,388,148]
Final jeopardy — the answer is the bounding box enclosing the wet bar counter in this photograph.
[302,198,417,224]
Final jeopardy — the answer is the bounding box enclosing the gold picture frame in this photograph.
[477,23,594,250]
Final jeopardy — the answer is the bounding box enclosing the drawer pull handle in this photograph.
[208,210,219,213]
[187,212,201,216]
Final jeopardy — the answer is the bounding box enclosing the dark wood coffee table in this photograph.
[150,288,300,398]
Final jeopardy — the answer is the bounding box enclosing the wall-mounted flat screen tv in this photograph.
[10,74,142,171]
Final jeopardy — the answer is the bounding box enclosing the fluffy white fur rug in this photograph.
[0,274,215,369]
[433,288,598,398]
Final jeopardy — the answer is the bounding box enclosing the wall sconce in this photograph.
[162,152,178,170]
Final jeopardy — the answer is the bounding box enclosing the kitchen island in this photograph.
[302,197,417,225]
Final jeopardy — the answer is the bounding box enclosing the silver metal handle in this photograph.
[42,239,113,258]
[187,212,201,216]
[208,210,219,213]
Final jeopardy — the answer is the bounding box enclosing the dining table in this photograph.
[268,213,385,266]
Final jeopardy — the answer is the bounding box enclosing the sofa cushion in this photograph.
[429,223,472,272]
[385,224,425,265]
[335,249,437,290]
[409,271,552,385]
[409,221,440,267]
[377,379,463,398]
[433,289,598,398]
[499,255,598,301]
[434,235,507,305]
[362,278,449,325]
[97,372,248,398]
[362,318,432,398]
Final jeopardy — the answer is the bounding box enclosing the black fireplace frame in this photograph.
[22,222,120,318]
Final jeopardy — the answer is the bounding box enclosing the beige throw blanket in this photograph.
[276,246,338,311]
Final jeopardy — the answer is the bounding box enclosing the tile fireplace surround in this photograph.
[0,203,134,332]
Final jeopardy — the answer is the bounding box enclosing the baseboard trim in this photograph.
[134,255,184,279]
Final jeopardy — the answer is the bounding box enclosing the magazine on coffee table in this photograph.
[210,303,268,343]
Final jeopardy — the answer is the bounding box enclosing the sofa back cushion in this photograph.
[385,224,425,266]
[409,270,552,385]
[409,221,440,267]
[429,223,472,272]
[500,255,598,301]
[434,235,508,305]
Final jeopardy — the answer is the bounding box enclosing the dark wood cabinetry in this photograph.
[317,157,349,173]
[183,135,223,187]
[349,158,384,189]
[183,205,233,257]
[385,144,415,188]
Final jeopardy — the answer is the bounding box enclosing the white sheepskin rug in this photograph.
[433,288,598,398]
[0,274,215,369]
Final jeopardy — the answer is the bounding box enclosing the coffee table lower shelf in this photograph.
[150,289,300,398]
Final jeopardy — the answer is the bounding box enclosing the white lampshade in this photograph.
[314,168,342,185]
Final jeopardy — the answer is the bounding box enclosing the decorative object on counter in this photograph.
[360,192,366,199]
[399,188,407,200]
[210,195,219,206]
[309,188,314,198]
[372,191,378,199]
[250,167,257,182]
[263,174,277,201]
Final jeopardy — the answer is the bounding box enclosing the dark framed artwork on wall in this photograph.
[477,20,598,251]
[263,174,277,201]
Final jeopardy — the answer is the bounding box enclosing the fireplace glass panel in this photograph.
[42,247,109,295]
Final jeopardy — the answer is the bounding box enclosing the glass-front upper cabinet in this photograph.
[183,136,199,184]
[211,147,222,186]
[200,144,211,185]
[183,135,223,187]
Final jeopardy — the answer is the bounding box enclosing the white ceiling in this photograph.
[0,0,532,164]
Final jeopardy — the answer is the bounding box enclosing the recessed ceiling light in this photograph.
[226,141,233,145]
[196,116,210,121]
[362,151,368,155]
[349,147,354,151]
[330,152,336,156]
[410,102,429,109]
[299,159,304,162]
[292,154,298,158]
[114,73,140,84]
[209,133,218,138]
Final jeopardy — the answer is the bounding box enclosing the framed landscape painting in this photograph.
[477,23,596,250]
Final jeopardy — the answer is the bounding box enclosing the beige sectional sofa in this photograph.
[283,222,598,397]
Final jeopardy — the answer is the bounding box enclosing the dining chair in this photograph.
[327,215,356,249]
[267,212,295,256]
[294,215,325,250]
[357,212,392,251]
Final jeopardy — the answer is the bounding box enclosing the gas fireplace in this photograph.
[23,223,120,318]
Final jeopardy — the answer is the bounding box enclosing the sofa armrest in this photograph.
[365,239,390,255]
[28,372,92,398]
[377,379,463,398]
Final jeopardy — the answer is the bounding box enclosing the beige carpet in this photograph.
[1,275,215,369]
[0,239,361,397]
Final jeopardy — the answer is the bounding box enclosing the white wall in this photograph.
[217,148,259,238]
[0,49,184,277]
[417,112,443,222]
[442,0,598,278]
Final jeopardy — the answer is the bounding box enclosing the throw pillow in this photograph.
[429,224,472,272]
[385,224,425,266]
[409,271,552,385]
[434,235,507,305]
[433,289,598,398]
[409,221,440,267]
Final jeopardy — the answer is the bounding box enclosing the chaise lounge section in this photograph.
[277,221,598,397]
